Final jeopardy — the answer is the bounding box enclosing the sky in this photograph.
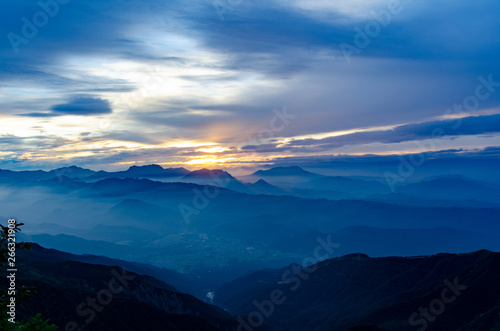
[1,0,500,171]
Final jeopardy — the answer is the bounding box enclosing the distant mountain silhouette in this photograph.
[242,171,369,199]
[49,165,96,178]
[89,177,167,196]
[396,175,500,204]
[182,168,252,193]
[298,175,389,196]
[241,166,324,188]
[0,168,53,182]
[211,213,309,242]
[88,164,189,180]
[104,198,183,231]
[0,166,96,182]
[252,166,322,177]
[183,168,231,179]
[365,192,500,208]
[246,179,290,196]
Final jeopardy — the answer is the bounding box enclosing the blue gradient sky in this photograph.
[1,0,499,170]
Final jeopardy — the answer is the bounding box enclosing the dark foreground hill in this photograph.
[215,250,500,331]
[1,244,238,331]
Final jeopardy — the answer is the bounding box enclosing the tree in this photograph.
[1,219,59,330]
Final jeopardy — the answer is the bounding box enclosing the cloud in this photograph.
[20,97,112,117]
[51,97,112,115]
[284,114,500,150]
[261,148,500,171]
[0,133,70,149]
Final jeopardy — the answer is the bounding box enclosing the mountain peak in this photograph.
[52,165,86,171]
[48,165,95,178]
[127,164,164,171]
[52,165,78,170]
[87,164,188,179]
[253,166,319,177]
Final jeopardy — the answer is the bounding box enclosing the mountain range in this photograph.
[1,163,500,330]
[6,242,500,330]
